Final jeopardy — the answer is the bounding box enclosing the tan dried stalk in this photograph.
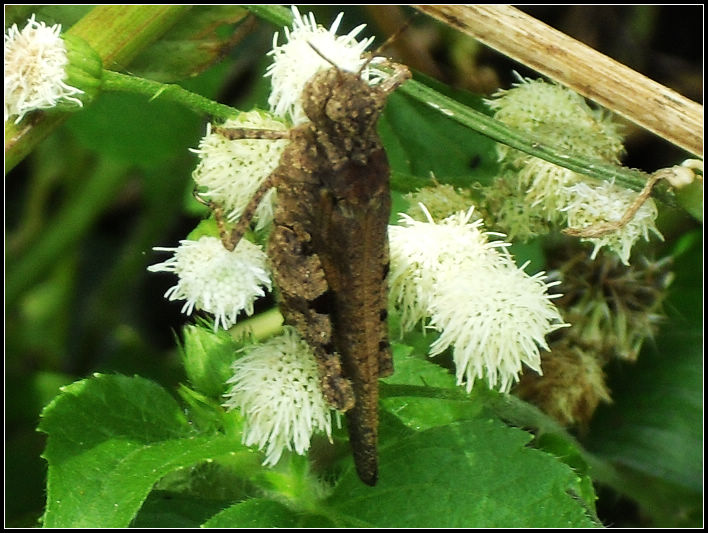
[413,5,703,157]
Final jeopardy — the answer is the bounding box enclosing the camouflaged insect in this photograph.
[215,61,410,486]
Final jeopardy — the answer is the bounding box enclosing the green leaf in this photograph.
[65,90,203,170]
[128,6,250,82]
[327,418,599,528]
[381,346,484,430]
[376,348,600,527]
[199,415,597,527]
[381,81,499,192]
[534,433,597,514]
[203,498,334,528]
[38,374,247,528]
[588,328,702,491]
[132,491,229,528]
[180,325,238,398]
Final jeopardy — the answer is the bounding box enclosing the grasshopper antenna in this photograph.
[308,41,340,69]
[307,18,413,81]
[307,42,348,85]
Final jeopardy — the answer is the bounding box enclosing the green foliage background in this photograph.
[5,5,702,528]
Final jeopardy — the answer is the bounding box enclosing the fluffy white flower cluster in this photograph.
[192,111,288,228]
[563,180,663,264]
[4,14,84,123]
[486,77,661,264]
[389,209,505,330]
[266,6,385,125]
[223,327,334,466]
[389,207,567,392]
[148,236,271,331]
[488,76,624,163]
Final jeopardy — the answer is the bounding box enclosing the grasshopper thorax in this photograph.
[301,67,386,164]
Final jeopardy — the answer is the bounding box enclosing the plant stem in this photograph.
[398,79,676,206]
[102,71,239,120]
[246,5,680,206]
[414,5,703,158]
[229,307,285,342]
[5,5,190,173]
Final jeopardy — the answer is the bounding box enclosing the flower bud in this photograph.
[4,15,103,122]
[58,32,103,109]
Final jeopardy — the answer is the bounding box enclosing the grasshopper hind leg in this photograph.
[269,223,355,412]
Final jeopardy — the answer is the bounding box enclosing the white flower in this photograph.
[4,14,84,123]
[563,180,663,265]
[147,236,271,331]
[388,206,508,330]
[515,158,577,222]
[428,264,565,393]
[484,78,661,265]
[484,77,636,245]
[191,111,289,228]
[389,206,566,392]
[487,76,624,163]
[266,6,385,124]
[223,327,334,466]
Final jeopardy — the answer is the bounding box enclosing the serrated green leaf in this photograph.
[180,325,238,398]
[327,418,598,528]
[386,342,456,388]
[535,433,596,513]
[381,347,483,430]
[39,374,190,446]
[379,343,597,518]
[203,498,335,528]
[38,374,248,528]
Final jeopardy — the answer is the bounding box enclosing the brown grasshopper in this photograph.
[212,60,410,485]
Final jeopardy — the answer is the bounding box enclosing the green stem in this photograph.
[398,79,676,206]
[243,6,678,206]
[5,5,190,173]
[102,71,240,121]
[229,307,285,341]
